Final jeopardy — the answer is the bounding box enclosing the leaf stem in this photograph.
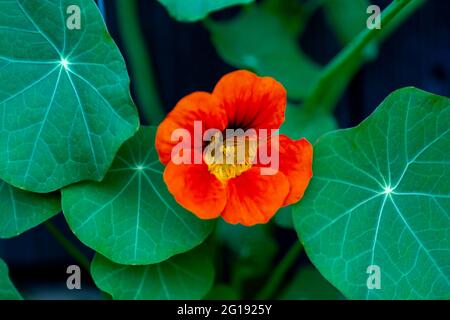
[116,0,165,125]
[255,242,303,300]
[44,220,90,272]
[303,0,424,113]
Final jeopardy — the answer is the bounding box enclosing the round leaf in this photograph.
[0,258,22,300]
[294,87,450,299]
[0,180,60,239]
[91,246,215,300]
[62,126,214,265]
[0,0,139,192]
[158,0,254,22]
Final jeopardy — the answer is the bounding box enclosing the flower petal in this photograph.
[278,135,313,206]
[212,70,286,130]
[156,92,228,165]
[221,167,290,226]
[163,159,227,220]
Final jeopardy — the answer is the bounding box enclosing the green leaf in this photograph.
[279,265,342,300]
[261,0,306,35]
[0,0,139,193]
[0,258,22,300]
[323,0,371,45]
[91,246,215,300]
[157,0,254,22]
[62,126,214,265]
[0,180,60,239]
[294,87,450,299]
[206,5,321,100]
[280,104,338,143]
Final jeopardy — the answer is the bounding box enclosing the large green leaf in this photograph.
[279,265,342,300]
[157,0,254,22]
[0,258,22,300]
[91,246,215,300]
[0,0,139,193]
[62,126,214,265]
[294,88,450,299]
[206,5,320,100]
[0,180,60,238]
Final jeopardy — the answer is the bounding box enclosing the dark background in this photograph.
[0,0,449,299]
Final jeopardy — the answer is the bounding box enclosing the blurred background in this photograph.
[0,0,449,299]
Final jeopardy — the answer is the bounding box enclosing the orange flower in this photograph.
[156,70,313,226]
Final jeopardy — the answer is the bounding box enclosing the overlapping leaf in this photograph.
[62,127,214,265]
[206,5,320,100]
[91,246,214,300]
[0,258,22,300]
[158,0,254,22]
[0,180,60,238]
[0,0,139,192]
[294,87,450,299]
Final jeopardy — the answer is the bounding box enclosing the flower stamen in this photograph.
[204,134,257,182]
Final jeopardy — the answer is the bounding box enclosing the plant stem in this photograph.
[44,221,90,272]
[303,0,424,113]
[116,0,165,125]
[255,242,303,300]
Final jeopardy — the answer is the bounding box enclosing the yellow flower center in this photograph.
[204,134,257,182]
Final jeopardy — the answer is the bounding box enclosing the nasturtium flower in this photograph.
[156,70,313,226]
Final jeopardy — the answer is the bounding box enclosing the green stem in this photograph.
[116,0,165,125]
[255,242,303,300]
[44,221,90,272]
[303,0,424,113]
